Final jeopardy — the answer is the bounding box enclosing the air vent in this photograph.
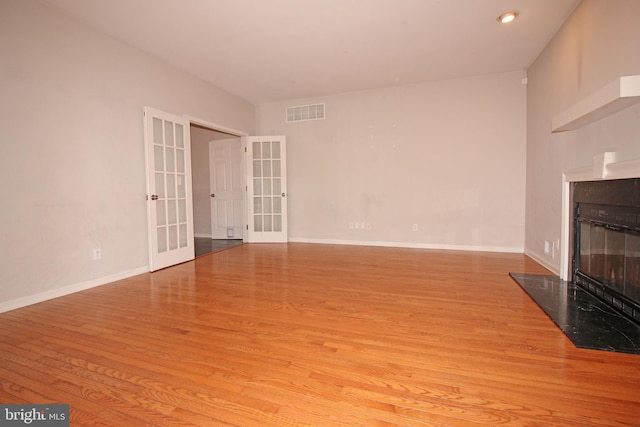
[286,103,325,123]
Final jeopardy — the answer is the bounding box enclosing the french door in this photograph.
[245,136,288,243]
[143,107,194,271]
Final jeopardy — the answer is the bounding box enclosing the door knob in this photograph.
[211,193,215,198]
[281,193,286,197]
[150,194,159,201]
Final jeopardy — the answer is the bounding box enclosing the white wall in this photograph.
[525,0,640,273]
[256,71,527,251]
[0,0,254,310]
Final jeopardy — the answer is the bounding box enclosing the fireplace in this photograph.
[508,156,640,354]
[571,178,640,324]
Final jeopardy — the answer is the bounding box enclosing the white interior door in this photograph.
[245,136,288,243]
[209,138,243,239]
[143,106,194,271]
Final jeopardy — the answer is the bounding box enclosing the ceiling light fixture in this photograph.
[497,12,518,24]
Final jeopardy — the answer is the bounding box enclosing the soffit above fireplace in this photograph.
[552,75,640,132]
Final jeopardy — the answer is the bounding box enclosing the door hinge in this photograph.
[244,147,247,153]
[246,225,249,230]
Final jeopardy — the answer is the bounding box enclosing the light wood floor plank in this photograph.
[1,243,639,426]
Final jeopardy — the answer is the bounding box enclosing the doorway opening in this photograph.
[189,121,245,257]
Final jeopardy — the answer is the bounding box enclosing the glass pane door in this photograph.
[144,107,194,271]
[245,136,287,243]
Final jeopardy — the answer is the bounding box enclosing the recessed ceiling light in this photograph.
[497,12,518,24]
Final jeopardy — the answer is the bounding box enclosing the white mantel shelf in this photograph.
[551,75,640,132]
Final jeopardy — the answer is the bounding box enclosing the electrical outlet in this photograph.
[366,222,372,229]
[544,241,550,255]
[412,224,418,232]
[93,248,101,260]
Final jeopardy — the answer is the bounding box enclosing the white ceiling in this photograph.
[40,0,580,104]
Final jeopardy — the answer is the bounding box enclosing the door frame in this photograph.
[184,116,248,242]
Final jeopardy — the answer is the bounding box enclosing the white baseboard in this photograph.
[0,266,149,314]
[288,237,523,254]
[194,233,213,238]
[524,249,560,276]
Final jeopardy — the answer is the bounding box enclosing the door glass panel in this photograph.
[263,178,272,195]
[253,141,261,158]
[274,215,282,232]
[273,178,281,195]
[167,174,176,198]
[253,179,262,195]
[273,160,281,177]
[155,173,165,197]
[178,200,186,222]
[254,215,262,232]
[579,223,591,275]
[175,124,184,148]
[166,147,175,172]
[154,146,164,172]
[264,197,272,214]
[157,227,167,253]
[156,200,166,226]
[590,226,606,284]
[263,160,271,177]
[262,142,271,158]
[153,118,163,145]
[273,197,281,214]
[604,229,625,293]
[272,142,280,159]
[167,200,177,224]
[164,122,174,147]
[254,197,262,213]
[264,215,272,232]
[168,225,178,250]
[179,224,187,247]
[176,149,185,173]
[253,160,261,177]
[177,175,185,198]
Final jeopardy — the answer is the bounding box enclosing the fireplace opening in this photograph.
[572,178,640,324]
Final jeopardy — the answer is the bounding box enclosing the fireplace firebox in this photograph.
[572,178,640,324]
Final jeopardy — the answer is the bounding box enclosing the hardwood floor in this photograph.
[1,243,639,426]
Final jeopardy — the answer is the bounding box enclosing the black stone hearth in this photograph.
[510,273,640,354]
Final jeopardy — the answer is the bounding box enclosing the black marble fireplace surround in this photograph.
[572,178,640,323]
[511,178,640,355]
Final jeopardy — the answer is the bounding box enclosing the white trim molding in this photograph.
[289,237,523,254]
[0,266,149,314]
